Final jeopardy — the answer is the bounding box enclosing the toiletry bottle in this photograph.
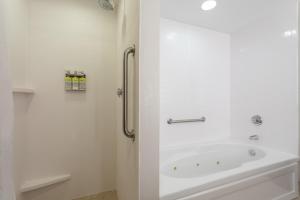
[72,71,79,91]
[79,71,86,91]
[65,70,72,91]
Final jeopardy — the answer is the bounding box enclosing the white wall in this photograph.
[160,19,231,147]
[230,0,298,155]
[0,0,16,199]
[2,0,29,88]
[2,0,30,198]
[116,0,139,200]
[11,0,118,199]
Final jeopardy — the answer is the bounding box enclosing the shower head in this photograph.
[98,0,115,10]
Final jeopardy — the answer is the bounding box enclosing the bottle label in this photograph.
[72,77,79,90]
[79,77,86,91]
[65,76,72,91]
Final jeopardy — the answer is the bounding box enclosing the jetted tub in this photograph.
[160,142,299,200]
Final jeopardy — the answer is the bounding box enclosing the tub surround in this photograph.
[160,18,231,146]
[160,0,298,154]
[230,0,298,155]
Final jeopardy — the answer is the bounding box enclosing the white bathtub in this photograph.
[160,142,299,200]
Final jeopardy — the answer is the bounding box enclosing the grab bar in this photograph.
[122,46,135,141]
[167,117,206,124]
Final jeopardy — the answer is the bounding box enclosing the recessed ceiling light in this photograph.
[201,0,217,11]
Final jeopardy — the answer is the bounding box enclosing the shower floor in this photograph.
[73,191,117,200]
[291,183,299,200]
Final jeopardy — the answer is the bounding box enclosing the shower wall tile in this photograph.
[230,0,298,155]
[160,19,231,147]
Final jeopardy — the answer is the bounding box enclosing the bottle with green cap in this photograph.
[72,71,79,91]
[79,71,86,91]
[65,70,72,91]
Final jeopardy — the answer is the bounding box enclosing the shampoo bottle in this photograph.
[79,71,86,91]
[72,71,79,91]
[65,71,72,91]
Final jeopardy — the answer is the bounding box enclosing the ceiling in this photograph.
[161,0,283,33]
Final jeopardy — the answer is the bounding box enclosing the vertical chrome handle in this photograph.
[122,46,135,141]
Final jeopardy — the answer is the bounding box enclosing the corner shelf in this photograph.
[13,88,35,94]
[20,174,71,193]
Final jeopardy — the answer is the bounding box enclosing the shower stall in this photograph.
[1,0,140,200]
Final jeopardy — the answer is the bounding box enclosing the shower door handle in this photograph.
[122,46,135,141]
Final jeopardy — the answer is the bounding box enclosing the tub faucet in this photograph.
[249,135,259,141]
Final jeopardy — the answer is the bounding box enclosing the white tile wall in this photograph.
[160,19,231,147]
[230,0,298,155]
[160,0,298,155]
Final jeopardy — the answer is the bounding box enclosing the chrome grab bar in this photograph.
[167,117,206,124]
[122,46,135,141]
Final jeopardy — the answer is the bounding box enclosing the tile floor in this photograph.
[74,191,117,200]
